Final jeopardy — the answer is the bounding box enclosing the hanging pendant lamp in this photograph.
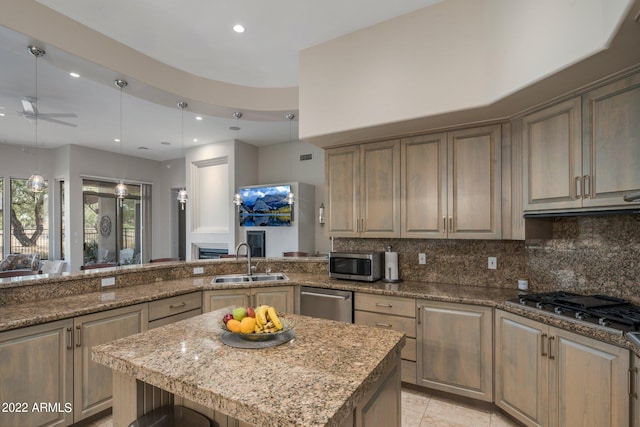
[177,101,189,210]
[284,113,296,205]
[27,46,46,193]
[114,79,128,205]
[231,112,244,208]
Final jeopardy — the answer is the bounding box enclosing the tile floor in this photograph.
[77,388,521,427]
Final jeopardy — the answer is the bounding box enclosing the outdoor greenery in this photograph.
[10,178,48,251]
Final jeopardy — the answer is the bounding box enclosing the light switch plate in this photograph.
[193,267,204,275]
[488,257,497,270]
[101,277,115,287]
[418,253,427,265]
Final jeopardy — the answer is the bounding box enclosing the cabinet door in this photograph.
[73,304,147,422]
[633,354,640,427]
[447,125,502,239]
[522,98,583,211]
[582,73,640,207]
[203,289,250,313]
[550,327,629,427]
[494,310,548,427]
[401,133,447,238]
[417,301,493,401]
[253,286,295,313]
[360,139,400,237]
[0,319,73,427]
[325,145,360,236]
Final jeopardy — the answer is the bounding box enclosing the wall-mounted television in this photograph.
[238,185,292,226]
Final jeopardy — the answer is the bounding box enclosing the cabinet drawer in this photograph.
[403,337,416,361]
[149,292,202,321]
[354,293,415,317]
[148,308,202,329]
[354,311,416,338]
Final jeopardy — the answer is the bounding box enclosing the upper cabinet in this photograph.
[325,140,400,238]
[401,125,502,239]
[523,72,640,212]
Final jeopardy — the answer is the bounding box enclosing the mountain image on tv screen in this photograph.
[238,185,292,226]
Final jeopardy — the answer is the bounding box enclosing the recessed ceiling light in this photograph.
[0,113,5,117]
[193,138,198,142]
[69,72,80,78]
[114,138,120,142]
[233,24,245,33]
[161,141,171,146]
[195,116,203,121]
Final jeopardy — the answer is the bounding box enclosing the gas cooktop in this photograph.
[506,291,640,335]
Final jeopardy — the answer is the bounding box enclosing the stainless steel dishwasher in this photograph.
[300,286,353,323]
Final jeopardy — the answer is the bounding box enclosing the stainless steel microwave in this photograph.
[329,252,383,282]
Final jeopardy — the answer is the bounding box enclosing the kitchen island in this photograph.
[92,309,405,427]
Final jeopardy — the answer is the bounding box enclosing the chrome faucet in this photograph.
[235,242,252,276]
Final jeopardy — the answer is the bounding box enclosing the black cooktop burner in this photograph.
[508,291,640,333]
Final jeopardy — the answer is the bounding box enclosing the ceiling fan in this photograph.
[18,97,78,127]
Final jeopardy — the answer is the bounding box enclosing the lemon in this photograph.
[240,317,256,334]
[226,319,242,333]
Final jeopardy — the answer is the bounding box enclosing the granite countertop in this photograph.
[92,310,405,427]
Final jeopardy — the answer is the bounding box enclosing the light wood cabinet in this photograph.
[148,292,202,329]
[354,293,416,384]
[633,354,640,427]
[73,304,147,422]
[495,310,630,427]
[203,286,295,314]
[523,72,640,212]
[416,300,493,401]
[401,124,502,239]
[0,319,74,427]
[325,139,400,237]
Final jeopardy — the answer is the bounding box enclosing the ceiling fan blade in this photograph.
[38,116,78,127]
[21,99,36,115]
[37,113,78,118]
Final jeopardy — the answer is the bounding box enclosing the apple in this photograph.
[246,306,255,318]
[222,313,234,324]
[232,307,247,321]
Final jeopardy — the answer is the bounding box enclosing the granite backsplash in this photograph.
[333,214,640,298]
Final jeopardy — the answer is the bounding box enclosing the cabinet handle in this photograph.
[629,367,638,399]
[417,306,421,325]
[575,176,582,199]
[541,333,548,357]
[361,218,365,232]
[548,336,555,360]
[583,175,590,199]
[375,322,392,328]
[66,327,73,350]
[442,216,447,233]
[75,325,82,347]
[169,302,186,309]
[448,216,453,233]
[375,303,393,308]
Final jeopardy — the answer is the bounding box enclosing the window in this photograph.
[10,178,49,259]
[82,179,142,266]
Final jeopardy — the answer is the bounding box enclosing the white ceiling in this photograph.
[0,0,442,161]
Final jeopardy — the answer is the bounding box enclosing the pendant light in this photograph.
[26,46,46,193]
[284,113,296,205]
[177,101,189,210]
[114,79,128,206]
[231,112,244,208]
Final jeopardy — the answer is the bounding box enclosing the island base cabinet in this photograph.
[416,300,493,401]
[495,309,630,427]
[0,319,74,427]
[633,354,640,427]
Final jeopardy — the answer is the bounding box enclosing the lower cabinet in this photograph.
[0,303,147,427]
[203,286,295,314]
[633,354,640,427]
[416,300,493,401]
[495,309,630,427]
[0,319,74,427]
[354,293,416,384]
[73,304,148,422]
[148,292,202,329]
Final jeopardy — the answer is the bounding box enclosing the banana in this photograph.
[267,306,283,331]
[256,305,268,326]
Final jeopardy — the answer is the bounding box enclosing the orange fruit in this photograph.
[240,317,256,334]
[226,319,241,333]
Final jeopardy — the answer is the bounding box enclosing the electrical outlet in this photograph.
[101,277,115,287]
[488,257,497,270]
[418,253,427,265]
[193,267,204,275]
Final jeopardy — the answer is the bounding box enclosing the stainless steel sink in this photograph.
[212,273,288,283]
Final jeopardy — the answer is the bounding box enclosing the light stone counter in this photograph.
[92,310,405,427]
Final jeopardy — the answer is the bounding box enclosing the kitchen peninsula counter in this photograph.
[92,310,405,427]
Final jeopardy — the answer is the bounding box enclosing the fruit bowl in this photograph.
[222,318,294,341]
